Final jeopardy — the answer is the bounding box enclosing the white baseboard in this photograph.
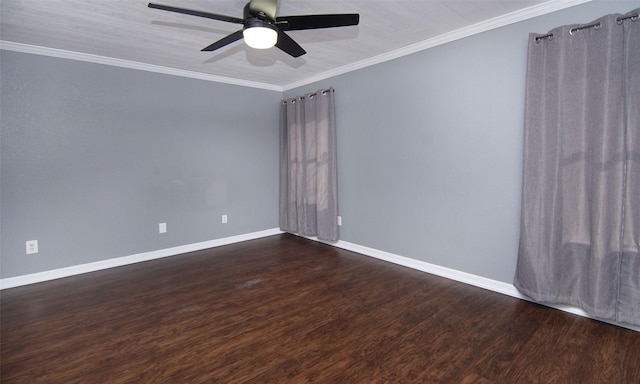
[301,235,640,333]
[3,229,637,332]
[0,228,283,290]
[332,239,523,296]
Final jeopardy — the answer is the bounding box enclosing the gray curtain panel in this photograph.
[515,10,639,326]
[280,88,338,242]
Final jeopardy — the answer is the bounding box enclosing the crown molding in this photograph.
[0,41,283,92]
[281,0,593,91]
[1,0,591,92]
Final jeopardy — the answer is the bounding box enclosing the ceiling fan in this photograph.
[148,0,360,58]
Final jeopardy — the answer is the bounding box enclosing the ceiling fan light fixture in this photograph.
[243,25,277,49]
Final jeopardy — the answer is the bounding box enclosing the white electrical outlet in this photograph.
[222,215,228,224]
[337,216,342,226]
[159,222,167,233]
[26,240,38,254]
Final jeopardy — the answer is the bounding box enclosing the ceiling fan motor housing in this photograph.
[244,3,273,22]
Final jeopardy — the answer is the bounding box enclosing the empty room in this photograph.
[1,0,639,382]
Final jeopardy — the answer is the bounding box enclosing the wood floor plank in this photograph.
[1,234,639,383]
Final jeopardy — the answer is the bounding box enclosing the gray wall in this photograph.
[1,52,280,278]
[2,1,637,283]
[285,0,640,283]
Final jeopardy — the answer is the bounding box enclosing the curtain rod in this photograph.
[535,12,638,43]
[282,88,334,104]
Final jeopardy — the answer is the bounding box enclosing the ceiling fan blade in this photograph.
[148,3,244,24]
[276,14,359,31]
[201,30,244,52]
[249,0,278,20]
[275,30,306,57]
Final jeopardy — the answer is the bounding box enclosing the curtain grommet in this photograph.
[535,34,553,43]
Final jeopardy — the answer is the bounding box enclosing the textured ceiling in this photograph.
[1,0,586,90]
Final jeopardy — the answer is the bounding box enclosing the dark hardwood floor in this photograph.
[1,234,638,383]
